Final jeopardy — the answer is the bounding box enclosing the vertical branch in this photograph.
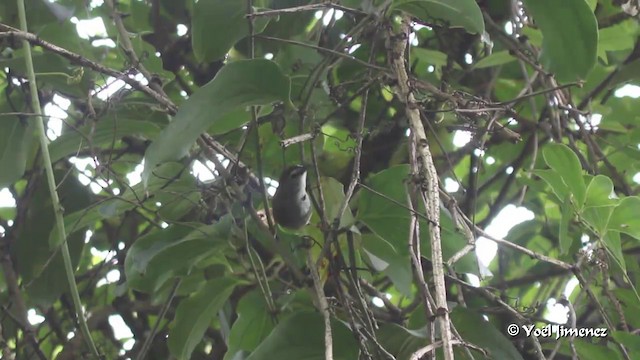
[307,251,333,360]
[406,183,437,357]
[387,18,454,359]
[15,0,100,357]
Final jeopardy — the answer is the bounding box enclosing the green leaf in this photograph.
[584,175,615,208]
[542,143,586,207]
[581,175,616,237]
[522,0,598,81]
[532,169,569,201]
[411,47,450,68]
[377,323,426,359]
[318,122,356,178]
[610,196,640,240]
[50,162,195,247]
[597,21,637,62]
[610,60,640,86]
[13,172,92,306]
[50,120,160,163]
[192,0,270,62]
[319,176,355,228]
[357,165,477,277]
[559,197,571,254]
[142,59,292,186]
[473,50,517,69]
[168,277,240,360]
[585,0,597,11]
[0,118,33,188]
[246,311,358,360]
[570,338,620,358]
[392,0,485,34]
[603,230,626,273]
[361,233,413,296]
[225,291,275,360]
[451,307,525,360]
[612,331,640,358]
[583,205,614,237]
[125,218,233,292]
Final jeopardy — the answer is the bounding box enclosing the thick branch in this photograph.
[387,19,454,360]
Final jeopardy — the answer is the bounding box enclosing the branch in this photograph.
[246,2,366,18]
[0,23,177,114]
[387,18,454,360]
[307,251,333,360]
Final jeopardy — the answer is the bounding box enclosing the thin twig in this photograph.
[256,35,389,73]
[247,2,366,18]
[0,26,176,114]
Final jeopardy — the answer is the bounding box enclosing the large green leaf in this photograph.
[532,169,569,201]
[473,50,517,69]
[522,0,598,82]
[50,119,160,163]
[581,175,616,238]
[192,0,270,62]
[246,311,358,360]
[224,290,275,360]
[168,277,240,360]
[357,165,477,277]
[142,59,292,186]
[542,143,586,207]
[49,162,196,247]
[411,47,450,68]
[0,117,33,188]
[13,171,92,306]
[0,87,34,188]
[361,232,413,297]
[125,219,233,292]
[612,331,640,359]
[597,21,637,62]
[392,0,485,34]
[452,307,524,360]
[603,230,625,273]
[319,176,355,228]
[584,175,615,208]
[376,323,426,359]
[609,196,640,241]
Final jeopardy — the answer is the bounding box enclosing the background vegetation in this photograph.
[0,0,639,359]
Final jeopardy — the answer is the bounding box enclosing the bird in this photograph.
[272,164,312,229]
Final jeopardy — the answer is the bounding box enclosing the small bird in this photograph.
[272,164,312,229]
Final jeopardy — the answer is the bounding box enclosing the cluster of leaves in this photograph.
[0,0,639,359]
